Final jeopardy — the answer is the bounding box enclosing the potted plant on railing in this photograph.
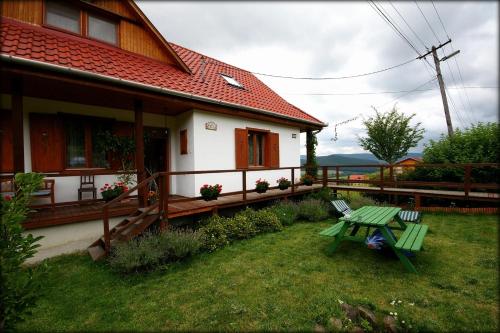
[100,182,128,202]
[277,177,291,190]
[200,184,222,201]
[301,174,315,186]
[255,179,270,193]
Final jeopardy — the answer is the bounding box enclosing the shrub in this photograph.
[1,173,46,331]
[199,215,230,252]
[109,232,163,273]
[301,174,315,186]
[200,184,222,201]
[307,187,333,203]
[157,228,202,260]
[297,198,329,222]
[236,207,283,233]
[270,201,299,226]
[348,194,378,210]
[109,228,202,273]
[224,214,258,240]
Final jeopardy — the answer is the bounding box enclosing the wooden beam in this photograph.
[11,77,24,173]
[134,99,146,207]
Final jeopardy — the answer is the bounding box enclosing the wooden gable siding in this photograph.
[1,0,43,25]
[1,0,179,64]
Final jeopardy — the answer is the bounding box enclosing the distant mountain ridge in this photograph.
[300,152,423,174]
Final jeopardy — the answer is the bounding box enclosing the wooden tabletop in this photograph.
[340,206,401,227]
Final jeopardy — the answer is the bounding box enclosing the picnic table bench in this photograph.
[320,206,429,273]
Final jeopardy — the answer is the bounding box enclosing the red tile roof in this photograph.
[0,17,325,126]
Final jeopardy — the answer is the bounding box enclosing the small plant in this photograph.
[157,228,202,261]
[100,182,128,202]
[236,207,283,233]
[199,215,230,252]
[255,179,270,193]
[270,201,299,226]
[297,198,329,221]
[307,187,333,202]
[224,214,258,240]
[301,174,315,186]
[348,194,377,210]
[276,177,291,190]
[200,184,222,201]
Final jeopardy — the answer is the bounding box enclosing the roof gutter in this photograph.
[1,54,327,128]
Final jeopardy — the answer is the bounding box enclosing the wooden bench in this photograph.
[395,224,428,252]
[319,221,346,237]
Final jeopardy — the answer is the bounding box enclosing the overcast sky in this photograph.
[137,1,498,156]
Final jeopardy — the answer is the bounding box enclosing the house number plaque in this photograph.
[205,121,217,131]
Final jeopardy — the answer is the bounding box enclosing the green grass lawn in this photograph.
[19,213,498,332]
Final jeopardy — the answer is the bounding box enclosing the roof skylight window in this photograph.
[220,74,243,88]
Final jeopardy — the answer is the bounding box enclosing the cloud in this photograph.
[137,1,498,156]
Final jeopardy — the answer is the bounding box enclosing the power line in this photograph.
[414,1,442,43]
[389,1,429,50]
[205,57,417,80]
[431,1,450,39]
[283,86,497,96]
[376,77,437,108]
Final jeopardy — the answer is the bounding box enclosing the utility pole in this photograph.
[418,39,460,137]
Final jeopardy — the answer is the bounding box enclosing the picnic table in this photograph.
[320,206,428,273]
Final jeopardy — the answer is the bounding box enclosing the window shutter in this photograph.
[235,128,248,169]
[0,111,13,172]
[268,132,280,168]
[30,113,64,172]
[180,129,188,155]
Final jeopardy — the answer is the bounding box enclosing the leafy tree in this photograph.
[1,173,46,331]
[358,107,424,164]
[305,131,319,177]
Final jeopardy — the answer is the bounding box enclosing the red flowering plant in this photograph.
[276,177,291,190]
[100,182,129,202]
[301,174,315,186]
[200,184,222,201]
[255,178,270,193]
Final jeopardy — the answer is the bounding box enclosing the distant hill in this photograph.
[300,152,423,174]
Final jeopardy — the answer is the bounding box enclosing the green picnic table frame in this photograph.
[320,206,427,273]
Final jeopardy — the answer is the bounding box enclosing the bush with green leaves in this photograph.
[347,194,377,210]
[269,201,299,226]
[306,187,333,203]
[1,173,46,331]
[199,215,230,252]
[224,214,258,240]
[109,228,202,273]
[297,198,329,222]
[235,207,283,233]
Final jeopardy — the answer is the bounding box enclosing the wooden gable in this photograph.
[1,0,190,71]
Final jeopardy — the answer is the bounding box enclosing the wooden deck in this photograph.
[23,185,323,229]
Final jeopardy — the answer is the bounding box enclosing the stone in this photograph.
[350,326,364,333]
[341,303,360,321]
[329,317,343,331]
[357,306,377,326]
[314,324,327,333]
[383,315,398,333]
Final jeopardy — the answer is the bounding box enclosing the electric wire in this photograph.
[389,1,429,50]
[283,86,496,96]
[414,1,442,43]
[376,77,437,109]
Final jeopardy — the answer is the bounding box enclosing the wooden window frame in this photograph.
[247,130,266,168]
[42,0,120,47]
[180,129,188,155]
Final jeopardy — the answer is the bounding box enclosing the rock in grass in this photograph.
[314,323,327,332]
[350,326,364,333]
[329,317,343,331]
[358,306,377,326]
[341,303,360,321]
[383,315,398,333]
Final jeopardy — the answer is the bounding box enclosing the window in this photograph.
[64,116,111,168]
[221,74,243,88]
[248,131,265,166]
[45,0,81,33]
[88,14,117,45]
[180,129,188,155]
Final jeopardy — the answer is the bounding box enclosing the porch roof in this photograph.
[0,17,326,127]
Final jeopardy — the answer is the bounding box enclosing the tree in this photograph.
[1,173,46,331]
[358,107,424,164]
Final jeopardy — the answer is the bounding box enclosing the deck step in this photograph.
[88,245,106,261]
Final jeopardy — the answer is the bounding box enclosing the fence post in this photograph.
[464,164,472,199]
[103,207,110,254]
[291,168,295,194]
[165,172,169,220]
[389,165,394,184]
[322,166,328,188]
[242,170,247,203]
[158,174,164,218]
[415,194,421,209]
[380,166,384,190]
[335,166,340,185]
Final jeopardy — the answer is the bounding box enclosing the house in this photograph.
[347,174,367,186]
[394,157,422,175]
[0,0,326,259]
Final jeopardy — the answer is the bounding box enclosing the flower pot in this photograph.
[202,194,219,201]
[256,188,268,194]
[278,185,289,190]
